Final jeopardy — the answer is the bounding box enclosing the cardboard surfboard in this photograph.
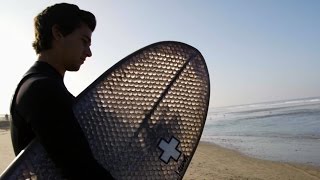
[0,41,210,180]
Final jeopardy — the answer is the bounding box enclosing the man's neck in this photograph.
[37,51,66,77]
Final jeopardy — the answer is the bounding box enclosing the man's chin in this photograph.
[67,66,81,72]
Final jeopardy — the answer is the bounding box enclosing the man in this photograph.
[10,3,114,179]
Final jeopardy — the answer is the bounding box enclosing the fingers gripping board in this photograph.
[0,41,210,180]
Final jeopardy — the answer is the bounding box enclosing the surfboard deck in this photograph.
[0,41,210,180]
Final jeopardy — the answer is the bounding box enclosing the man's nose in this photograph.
[86,47,92,57]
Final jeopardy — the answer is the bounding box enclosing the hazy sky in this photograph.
[0,0,319,114]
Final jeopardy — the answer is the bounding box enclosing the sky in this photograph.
[0,0,319,114]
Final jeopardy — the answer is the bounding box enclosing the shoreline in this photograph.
[1,129,320,179]
[185,141,320,179]
[201,135,320,168]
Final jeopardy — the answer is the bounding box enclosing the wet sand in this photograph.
[185,142,320,180]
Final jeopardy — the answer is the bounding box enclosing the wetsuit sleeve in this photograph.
[16,77,114,179]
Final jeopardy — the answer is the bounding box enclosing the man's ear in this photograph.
[52,24,63,40]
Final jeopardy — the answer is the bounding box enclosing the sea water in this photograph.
[201,97,320,167]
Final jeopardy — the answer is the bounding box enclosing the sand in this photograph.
[1,128,320,179]
[0,129,15,174]
[185,142,320,180]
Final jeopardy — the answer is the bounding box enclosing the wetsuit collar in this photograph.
[27,61,64,81]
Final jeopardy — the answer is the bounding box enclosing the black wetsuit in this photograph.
[10,61,113,179]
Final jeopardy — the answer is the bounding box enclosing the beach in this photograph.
[185,142,320,180]
[0,129,14,174]
[1,129,319,180]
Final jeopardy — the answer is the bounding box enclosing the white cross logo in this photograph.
[158,136,181,164]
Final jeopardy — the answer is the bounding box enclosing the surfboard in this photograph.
[0,41,210,180]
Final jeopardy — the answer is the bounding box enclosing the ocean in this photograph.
[201,97,320,167]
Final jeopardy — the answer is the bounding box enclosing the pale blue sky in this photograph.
[0,0,319,114]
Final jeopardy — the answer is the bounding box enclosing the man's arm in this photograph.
[16,77,114,179]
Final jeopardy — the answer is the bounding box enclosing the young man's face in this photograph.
[60,23,93,71]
